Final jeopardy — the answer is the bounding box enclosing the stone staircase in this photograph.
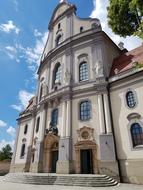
[3,173,119,187]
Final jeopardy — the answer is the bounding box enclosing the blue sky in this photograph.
[0,0,142,150]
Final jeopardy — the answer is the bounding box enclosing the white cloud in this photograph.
[23,31,48,65]
[0,139,15,151]
[5,46,20,62]
[0,120,7,127]
[11,104,23,112]
[3,30,48,74]
[11,90,34,112]
[0,20,20,34]
[6,46,17,53]
[7,126,16,137]
[90,0,142,50]
[34,29,42,37]
[13,0,18,12]
[19,90,34,108]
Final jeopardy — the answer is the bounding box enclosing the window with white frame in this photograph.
[20,144,25,158]
[79,62,88,81]
[51,109,58,126]
[80,101,91,121]
[55,34,62,47]
[36,117,40,133]
[131,123,143,147]
[24,124,28,134]
[53,63,61,86]
[126,91,136,108]
[39,85,43,101]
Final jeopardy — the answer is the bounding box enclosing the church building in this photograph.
[10,1,143,184]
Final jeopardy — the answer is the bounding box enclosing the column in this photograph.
[103,93,112,133]
[40,103,48,141]
[66,100,71,137]
[30,114,36,146]
[61,101,66,137]
[10,124,20,172]
[98,94,105,134]
[28,114,36,172]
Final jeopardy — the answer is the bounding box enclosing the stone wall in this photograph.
[0,161,10,175]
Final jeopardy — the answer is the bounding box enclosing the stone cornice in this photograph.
[109,69,143,91]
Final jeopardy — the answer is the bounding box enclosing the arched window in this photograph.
[39,85,43,101]
[53,63,61,86]
[80,101,91,121]
[51,109,58,126]
[36,117,40,133]
[56,34,62,47]
[24,124,28,134]
[80,26,83,32]
[20,144,25,158]
[126,91,136,108]
[58,23,61,29]
[32,153,35,163]
[131,123,143,147]
[79,62,88,81]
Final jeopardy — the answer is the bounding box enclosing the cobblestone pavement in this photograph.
[0,177,143,190]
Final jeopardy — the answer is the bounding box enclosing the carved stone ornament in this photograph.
[77,126,94,142]
[127,113,141,121]
[93,60,103,78]
[43,82,48,95]
[64,69,71,84]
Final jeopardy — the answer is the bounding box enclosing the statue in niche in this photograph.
[47,122,58,136]
[64,69,71,84]
[93,60,103,78]
[43,82,48,95]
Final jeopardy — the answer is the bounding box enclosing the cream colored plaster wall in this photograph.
[104,42,120,77]
[54,4,69,21]
[110,81,143,159]
[73,16,97,36]
[15,119,33,164]
[33,108,46,142]
[72,94,100,160]
[52,17,67,49]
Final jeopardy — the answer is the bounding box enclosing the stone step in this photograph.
[3,173,119,187]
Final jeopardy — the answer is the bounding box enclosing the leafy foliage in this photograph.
[107,0,143,39]
[0,144,12,161]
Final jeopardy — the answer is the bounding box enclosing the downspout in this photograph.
[107,84,122,182]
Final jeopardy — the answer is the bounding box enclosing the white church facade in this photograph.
[10,1,143,184]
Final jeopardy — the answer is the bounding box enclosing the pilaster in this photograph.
[98,94,105,134]
[103,93,112,133]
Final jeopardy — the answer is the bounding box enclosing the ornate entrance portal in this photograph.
[43,133,59,173]
[74,126,99,174]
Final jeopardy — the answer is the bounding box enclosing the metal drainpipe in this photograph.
[107,84,122,182]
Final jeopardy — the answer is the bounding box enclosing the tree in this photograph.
[0,144,12,161]
[107,0,143,39]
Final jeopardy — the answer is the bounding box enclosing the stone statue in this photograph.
[93,60,103,78]
[64,69,71,84]
[43,82,48,95]
[48,122,58,136]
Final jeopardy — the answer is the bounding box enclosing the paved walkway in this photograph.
[0,178,143,190]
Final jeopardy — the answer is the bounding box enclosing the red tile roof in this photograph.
[110,45,143,77]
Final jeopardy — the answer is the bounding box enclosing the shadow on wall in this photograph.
[110,91,128,182]
[0,160,11,176]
